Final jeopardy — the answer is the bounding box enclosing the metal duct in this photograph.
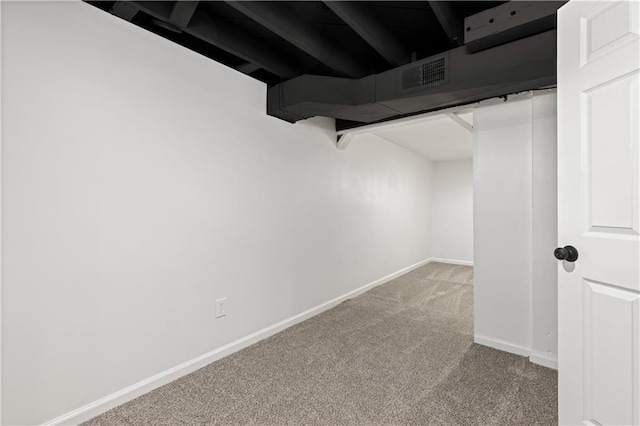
[267,29,557,124]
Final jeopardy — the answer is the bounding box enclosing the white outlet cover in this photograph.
[215,298,227,318]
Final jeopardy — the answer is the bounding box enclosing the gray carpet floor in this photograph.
[84,262,557,425]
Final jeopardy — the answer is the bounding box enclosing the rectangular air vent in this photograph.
[401,56,448,91]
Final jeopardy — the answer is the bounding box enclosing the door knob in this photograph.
[554,245,579,262]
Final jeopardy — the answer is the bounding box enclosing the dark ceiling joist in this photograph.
[169,1,199,28]
[428,1,464,46]
[126,1,300,79]
[464,1,566,52]
[236,62,261,75]
[109,1,138,21]
[187,13,299,78]
[225,1,369,78]
[323,1,409,67]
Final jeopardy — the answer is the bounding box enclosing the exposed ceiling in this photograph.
[87,1,507,86]
[86,1,565,128]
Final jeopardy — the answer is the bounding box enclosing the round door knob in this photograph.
[554,245,579,262]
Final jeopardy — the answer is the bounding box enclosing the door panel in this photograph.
[582,0,639,65]
[583,281,639,426]
[585,72,638,232]
[558,1,640,424]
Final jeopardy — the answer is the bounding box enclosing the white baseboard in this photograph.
[429,257,474,267]
[475,335,558,370]
[474,334,531,357]
[43,257,432,426]
[529,350,558,370]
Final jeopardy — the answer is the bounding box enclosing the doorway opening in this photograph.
[337,90,559,372]
[337,104,476,333]
[338,105,475,268]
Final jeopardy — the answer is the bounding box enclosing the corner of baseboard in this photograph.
[474,334,531,357]
[429,257,474,267]
[474,335,558,370]
[529,351,558,370]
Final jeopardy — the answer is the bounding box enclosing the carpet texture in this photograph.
[84,262,557,425]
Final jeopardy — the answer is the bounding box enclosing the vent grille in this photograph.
[401,57,447,91]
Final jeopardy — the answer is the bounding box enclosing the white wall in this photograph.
[531,91,558,366]
[473,93,534,354]
[0,3,433,424]
[429,160,473,264]
[473,90,558,368]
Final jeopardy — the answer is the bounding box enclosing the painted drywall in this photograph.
[429,160,474,264]
[473,91,558,368]
[0,3,433,424]
[473,93,534,354]
[531,90,558,367]
[374,115,473,161]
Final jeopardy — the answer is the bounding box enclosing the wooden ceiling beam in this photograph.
[464,1,566,52]
[125,1,300,79]
[226,1,369,78]
[169,1,199,29]
[428,1,464,47]
[236,62,261,75]
[109,1,139,21]
[324,1,410,67]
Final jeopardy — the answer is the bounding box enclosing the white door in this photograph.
[558,0,640,425]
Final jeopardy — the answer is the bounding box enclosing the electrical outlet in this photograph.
[215,298,227,318]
